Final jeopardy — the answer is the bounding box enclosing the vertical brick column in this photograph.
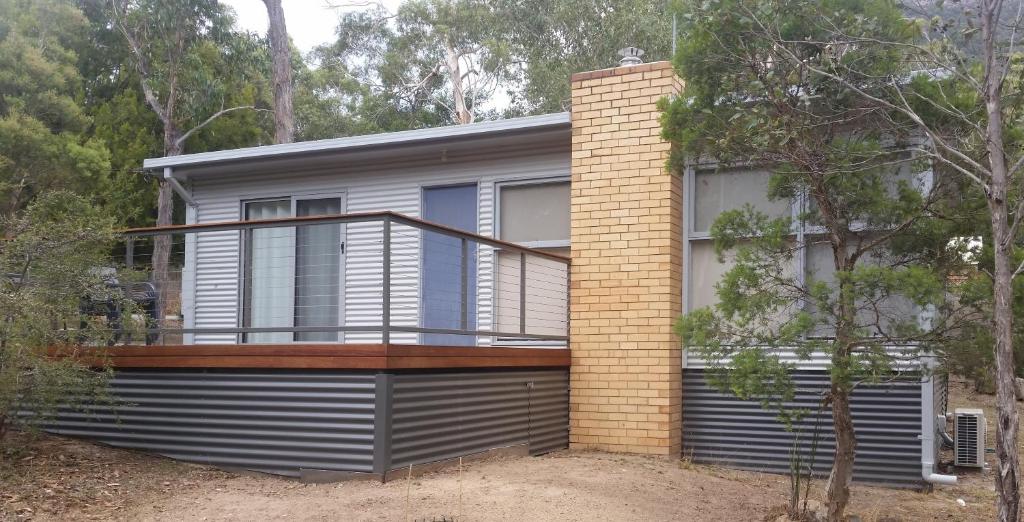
[568,61,683,456]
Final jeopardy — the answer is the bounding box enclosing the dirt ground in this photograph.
[0,377,1010,521]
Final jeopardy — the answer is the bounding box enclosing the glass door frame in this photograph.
[238,191,347,344]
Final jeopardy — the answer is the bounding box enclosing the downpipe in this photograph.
[920,356,957,486]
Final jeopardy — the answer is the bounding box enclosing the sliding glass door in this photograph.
[243,199,293,343]
[295,198,342,342]
[242,195,345,343]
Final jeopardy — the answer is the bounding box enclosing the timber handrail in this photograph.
[119,210,571,263]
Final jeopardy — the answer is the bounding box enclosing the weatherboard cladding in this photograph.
[682,370,923,487]
[186,146,569,344]
[43,370,377,475]
[389,370,570,469]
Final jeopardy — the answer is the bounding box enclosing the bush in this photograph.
[0,191,126,443]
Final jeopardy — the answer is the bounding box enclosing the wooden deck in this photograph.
[59,344,570,370]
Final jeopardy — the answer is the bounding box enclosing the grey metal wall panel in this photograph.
[389,370,569,469]
[44,370,376,476]
[683,370,923,487]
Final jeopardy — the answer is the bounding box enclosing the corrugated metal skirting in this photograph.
[42,368,569,478]
[389,370,570,470]
[44,370,377,476]
[683,370,924,487]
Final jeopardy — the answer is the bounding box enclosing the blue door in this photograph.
[422,185,477,345]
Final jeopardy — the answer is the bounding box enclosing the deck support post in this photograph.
[373,372,394,478]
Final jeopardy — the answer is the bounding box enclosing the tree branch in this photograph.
[175,106,271,147]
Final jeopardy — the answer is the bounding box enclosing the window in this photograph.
[685,162,925,339]
[693,168,790,234]
[687,167,797,313]
[499,181,570,248]
[495,180,569,338]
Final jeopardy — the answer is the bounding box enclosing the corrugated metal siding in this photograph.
[389,370,569,469]
[683,369,923,487]
[187,148,569,344]
[44,370,376,475]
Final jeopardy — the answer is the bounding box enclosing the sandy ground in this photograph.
[0,377,1010,521]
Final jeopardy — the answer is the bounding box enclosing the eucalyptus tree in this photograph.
[263,0,294,143]
[664,1,969,519]
[317,0,513,127]
[109,0,272,318]
[497,0,674,113]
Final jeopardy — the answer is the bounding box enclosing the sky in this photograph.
[220,0,403,53]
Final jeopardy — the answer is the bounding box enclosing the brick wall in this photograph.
[568,61,683,456]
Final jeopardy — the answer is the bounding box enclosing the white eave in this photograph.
[142,112,571,171]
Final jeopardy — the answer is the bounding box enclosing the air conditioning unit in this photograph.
[954,408,986,468]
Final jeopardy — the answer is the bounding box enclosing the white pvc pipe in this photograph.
[924,470,958,485]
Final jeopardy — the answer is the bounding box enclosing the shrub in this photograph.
[0,191,127,444]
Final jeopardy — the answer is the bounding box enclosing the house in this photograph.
[46,59,951,487]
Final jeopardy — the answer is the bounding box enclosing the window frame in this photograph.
[492,176,571,346]
[237,192,348,344]
[494,176,571,250]
[682,156,933,340]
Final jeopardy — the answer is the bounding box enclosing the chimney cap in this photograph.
[617,47,644,67]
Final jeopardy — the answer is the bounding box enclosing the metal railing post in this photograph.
[125,236,135,269]
[520,251,527,336]
[460,238,469,332]
[382,216,391,345]
[565,260,571,340]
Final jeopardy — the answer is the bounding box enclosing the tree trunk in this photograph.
[825,385,856,522]
[991,200,1020,522]
[444,43,473,125]
[988,133,1020,522]
[151,136,181,343]
[822,238,857,522]
[980,2,1021,519]
[263,0,294,143]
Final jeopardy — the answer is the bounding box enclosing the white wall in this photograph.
[184,146,569,344]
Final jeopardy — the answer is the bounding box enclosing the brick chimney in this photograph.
[568,58,684,456]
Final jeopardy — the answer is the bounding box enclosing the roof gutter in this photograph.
[164,167,197,208]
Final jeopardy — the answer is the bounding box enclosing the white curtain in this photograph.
[245,200,293,343]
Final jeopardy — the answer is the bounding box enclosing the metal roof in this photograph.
[142,112,571,170]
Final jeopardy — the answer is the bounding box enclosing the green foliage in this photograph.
[664,0,968,421]
[79,0,273,226]
[301,0,507,133]
[302,0,673,136]
[0,191,127,443]
[0,0,111,217]
[497,0,673,114]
